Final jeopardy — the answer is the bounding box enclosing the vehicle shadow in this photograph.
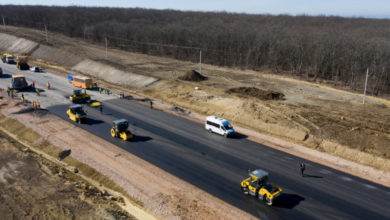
[1,73,12,78]
[84,118,104,125]
[130,135,152,142]
[273,193,305,209]
[124,95,151,102]
[229,132,248,139]
[303,174,323,178]
[19,87,45,93]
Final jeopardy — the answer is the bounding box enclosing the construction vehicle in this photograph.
[66,104,87,124]
[241,169,282,206]
[69,88,91,103]
[30,66,41,72]
[2,53,15,64]
[9,75,32,91]
[68,74,75,83]
[16,55,29,70]
[110,119,133,141]
[86,99,102,107]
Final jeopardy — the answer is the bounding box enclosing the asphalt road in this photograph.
[1,62,390,219]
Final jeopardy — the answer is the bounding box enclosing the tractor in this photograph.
[110,119,133,141]
[69,88,91,103]
[240,169,282,206]
[66,104,87,124]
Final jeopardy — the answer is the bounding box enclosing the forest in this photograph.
[1,5,390,96]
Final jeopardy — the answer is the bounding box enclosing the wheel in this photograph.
[77,118,81,124]
[266,197,273,206]
[241,187,249,195]
[208,129,212,133]
[224,133,227,138]
[110,128,116,137]
[258,193,264,200]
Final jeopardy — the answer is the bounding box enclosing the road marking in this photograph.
[283,156,293,160]
[362,183,377,189]
[319,169,332,175]
[339,176,352,181]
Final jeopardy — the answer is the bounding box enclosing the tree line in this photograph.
[1,5,390,96]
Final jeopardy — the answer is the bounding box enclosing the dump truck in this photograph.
[9,75,31,91]
[2,53,15,64]
[69,88,91,103]
[110,119,133,141]
[241,169,282,205]
[66,104,87,124]
[16,55,29,70]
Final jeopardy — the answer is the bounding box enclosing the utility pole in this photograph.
[199,49,202,75]
[2,16,5,31]
[363,68,369,104]
[105,36,108,59]
[44,24,48,43]
[83,25,86,41]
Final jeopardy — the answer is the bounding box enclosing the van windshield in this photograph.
[223,123,233,130]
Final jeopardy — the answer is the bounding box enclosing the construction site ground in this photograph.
[0,94,256,220]
[2,26,388,172]
[0,124,134,219]
[0,26,390,219]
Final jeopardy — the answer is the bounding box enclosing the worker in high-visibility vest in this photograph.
[46,82,50,89]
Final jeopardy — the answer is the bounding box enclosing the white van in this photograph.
[205,116,235,137]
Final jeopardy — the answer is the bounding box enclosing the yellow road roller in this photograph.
[110,119,133,141]
[240,169,282,205]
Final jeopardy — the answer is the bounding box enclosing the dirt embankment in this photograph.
[179,70,208,82]
[0,29,158,89]
[226,87,285,100]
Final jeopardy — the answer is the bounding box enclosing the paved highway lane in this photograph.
[47,99,390,220]
[1,62,390,219]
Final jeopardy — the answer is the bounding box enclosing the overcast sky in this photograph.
[1,0,390,18]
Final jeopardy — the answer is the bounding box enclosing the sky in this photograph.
[1,0,390,18]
